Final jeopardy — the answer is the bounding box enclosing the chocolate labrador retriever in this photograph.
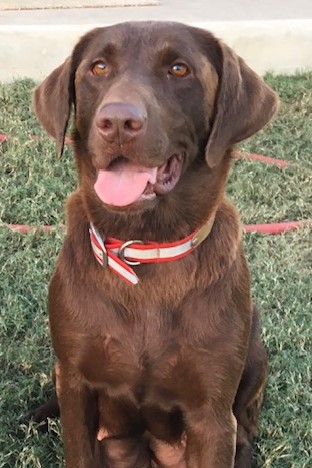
[33,21,278,467]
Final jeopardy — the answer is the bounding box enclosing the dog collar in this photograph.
[89,214,215,285]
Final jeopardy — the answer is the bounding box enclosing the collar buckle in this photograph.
[119,240,143,266]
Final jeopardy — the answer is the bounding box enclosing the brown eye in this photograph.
[168,63,190,78]
[91,61,109,76]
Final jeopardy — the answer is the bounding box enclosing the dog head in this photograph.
[34,22,278,216]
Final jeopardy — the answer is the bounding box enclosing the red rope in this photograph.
[235,152,292,168]
[2,132,309,235]
[3,220,311,236]
[5,224,59,233]
[244,220,311,234]
[1,132,294,168]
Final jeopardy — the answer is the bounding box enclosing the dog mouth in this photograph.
[94,154,183,207]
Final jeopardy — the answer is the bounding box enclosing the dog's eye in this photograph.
[91,61,109,76]
[168,63,190,78]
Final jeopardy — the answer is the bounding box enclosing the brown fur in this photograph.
[33,21,278,467]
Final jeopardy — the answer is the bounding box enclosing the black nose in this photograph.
[96,102,146,143]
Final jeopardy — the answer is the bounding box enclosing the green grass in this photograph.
[0,74,311,467]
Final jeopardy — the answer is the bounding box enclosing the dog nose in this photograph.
[96,102,146,143]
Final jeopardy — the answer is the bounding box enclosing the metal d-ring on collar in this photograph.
[119,240,144,265]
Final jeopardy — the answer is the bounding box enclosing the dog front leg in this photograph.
[185,407,237,468]
[55,362,97,468]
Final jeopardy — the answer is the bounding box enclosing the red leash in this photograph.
[244,220,311,234]
[3,220,311,236]
[1,133,293,168]
[234,152,292,168]
[2,132,309,235]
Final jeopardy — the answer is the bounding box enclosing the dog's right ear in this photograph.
[33,57,74,158]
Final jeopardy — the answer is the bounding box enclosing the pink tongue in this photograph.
[94,162,158,207]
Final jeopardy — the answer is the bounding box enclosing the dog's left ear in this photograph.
[205,40,279,167]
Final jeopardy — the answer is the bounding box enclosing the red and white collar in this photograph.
[89,214,215,285]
